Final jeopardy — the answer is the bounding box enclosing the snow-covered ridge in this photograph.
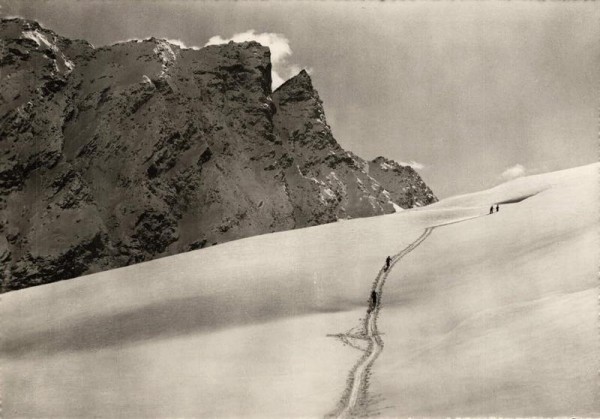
[112,37,200,51]
[431,162,598,210]
[379,161,394,171]
[22,29,74,74]
[153,39,178,77]
[2,163,596,417]
[153,39,176,64]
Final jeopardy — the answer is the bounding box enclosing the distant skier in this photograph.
[489,206,494,214]
[371,290,378,309]
[385,256,391,271]
[496,204,499,212]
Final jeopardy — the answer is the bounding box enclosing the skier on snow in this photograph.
[371,290,378,309]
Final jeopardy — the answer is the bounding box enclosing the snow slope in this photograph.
[1,163,598,417]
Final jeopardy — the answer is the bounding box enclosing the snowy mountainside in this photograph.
[1,163,597,417]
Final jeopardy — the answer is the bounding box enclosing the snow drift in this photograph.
[1,163,598,417]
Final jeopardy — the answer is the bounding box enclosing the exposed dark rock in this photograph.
[368,157,438,208]
[6,233,112,292]
[1,18,437,292]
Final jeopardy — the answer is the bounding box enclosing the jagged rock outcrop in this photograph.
[272,71,405,226]
[368,157,437,208]
[0,18,437,291]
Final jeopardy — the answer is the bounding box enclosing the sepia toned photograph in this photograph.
[1,1,598,417]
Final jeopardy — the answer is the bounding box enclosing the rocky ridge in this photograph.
[0,18,437,291]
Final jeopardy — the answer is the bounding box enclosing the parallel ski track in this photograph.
[333,215,484,418]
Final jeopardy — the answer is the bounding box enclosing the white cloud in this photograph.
[500,164,526,180]
[399,160,425,170]
[205,30,304,89]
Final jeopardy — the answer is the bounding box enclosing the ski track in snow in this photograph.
[329,214,483,418]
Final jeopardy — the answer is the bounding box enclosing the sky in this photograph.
[2,1,598,198]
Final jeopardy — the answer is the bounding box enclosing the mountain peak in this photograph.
[1,17,50,39]
[372,156,417,172]
[295,68,311,80]
[274,69,313,94]
[2,16,42,29]
[0,20,437,292]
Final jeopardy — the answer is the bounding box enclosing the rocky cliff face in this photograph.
[273,71,402,226]
[0,18,437,292]
[368,157,437,209]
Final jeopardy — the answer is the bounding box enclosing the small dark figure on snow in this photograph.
[385,256,391,271]
[496,204,499,212]
[371,290,378,309]
[490,206,494,214]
